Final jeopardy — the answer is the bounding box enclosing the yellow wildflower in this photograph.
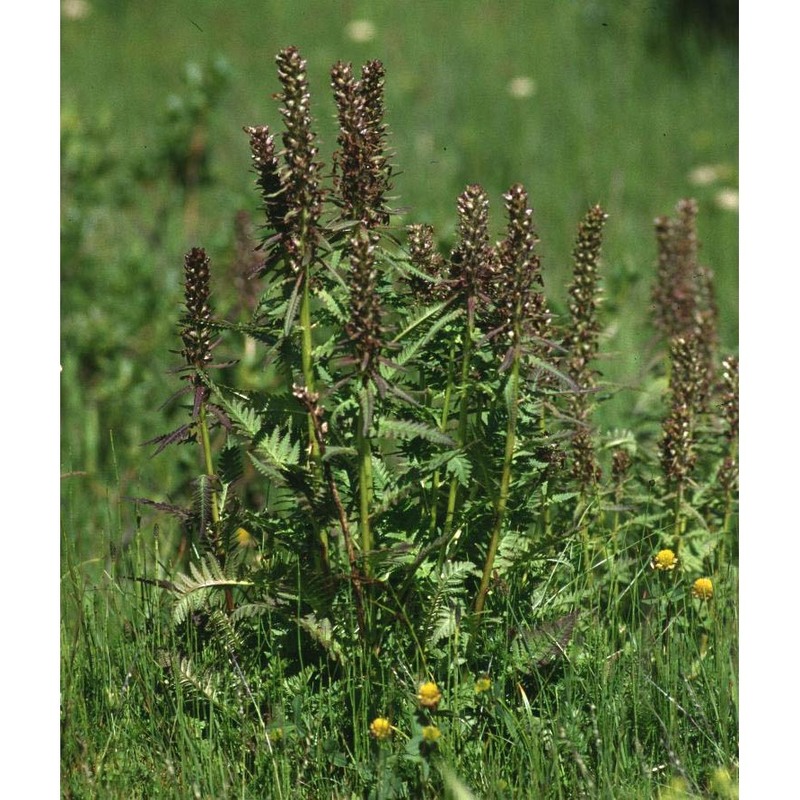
[421,725,441,743]
[417,681,442,710]
[235,527,257,548]
[651,549,678,571]
[474,676,492,694]
[369,717,392,740]
[692,577,714,600]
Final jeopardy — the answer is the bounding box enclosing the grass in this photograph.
[61,1,738,797]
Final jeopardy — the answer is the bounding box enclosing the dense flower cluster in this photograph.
[692,577,714,600]
[651,549,678,571]
[421,725,441,743]
[417,681,442,710]
[369,717,392,740]
[330,59,392,228]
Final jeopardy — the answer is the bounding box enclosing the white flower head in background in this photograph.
[715,188,738,213]
[62,0,91,20]
[508,76,537,99]
[346,20,377,43]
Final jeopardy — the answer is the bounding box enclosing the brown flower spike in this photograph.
[274,46,325,274]
[331,59,392,229]
[449,184,495,324]
[494,184,549,354]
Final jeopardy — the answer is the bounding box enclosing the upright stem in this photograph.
[428,342,458,535]
[299,264,330,571]
[198,399,233,612]
[673,481,685,555]
[474,349,521,618]
[198,403,221,542]
[442,322,475,546]
[357,390,374,573]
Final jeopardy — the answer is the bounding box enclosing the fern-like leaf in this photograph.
[379,417,456,447]
[217,442,244,486]
[172,655,220,704]
[172,554,253,626]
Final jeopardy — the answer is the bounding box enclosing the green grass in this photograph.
[61,1,737,796]
[61,491,738,798]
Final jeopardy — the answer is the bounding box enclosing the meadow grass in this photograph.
[62,2,737,797]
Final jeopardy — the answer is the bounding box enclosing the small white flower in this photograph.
[508,76,536,99]
[715,188,739,212]
[688,164,721,186]
[62,0,91,20]
[346,20,376,43]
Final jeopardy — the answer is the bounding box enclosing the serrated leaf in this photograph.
[379,418,456,447]
[172,554,253,626]
[283,277,303,337]
[391,305,462,371]
[445,452,473,487]
[514,611,579,671]
[316,287,347,323]
[217,443,244,486]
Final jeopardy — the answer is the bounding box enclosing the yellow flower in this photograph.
[421,725,441,743]
[474,676,492,694]
[692,577,714,600]
[417,681,442,710]
[651,549,678,571]
[235,527,257,548]
[369,717,392,740]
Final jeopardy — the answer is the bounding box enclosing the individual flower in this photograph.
[692,577,714,600]
[417,681,442,710]
[369,717,392,740]
[508,76,536,99]
[474,676,492,694]
[688,164,722,186]
[234,527,257,548]
[345,19,376,43]
[715,188,739,212]
[651,549,678,571]
[421,725,441,743]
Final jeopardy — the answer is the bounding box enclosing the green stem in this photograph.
[299,270,330,571]
[428,342,457,535]
[442,320,475,545]
[199,398,234,612]
[358,393,373,573]
[538,409,552,541]
[300,275,318,448]
[198,402,221,534]
[474,349,521,618]
[673,481,685,555]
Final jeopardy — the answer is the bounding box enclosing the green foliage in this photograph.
[62,8,737,796]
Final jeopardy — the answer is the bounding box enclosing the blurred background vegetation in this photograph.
[61,0,737,560]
